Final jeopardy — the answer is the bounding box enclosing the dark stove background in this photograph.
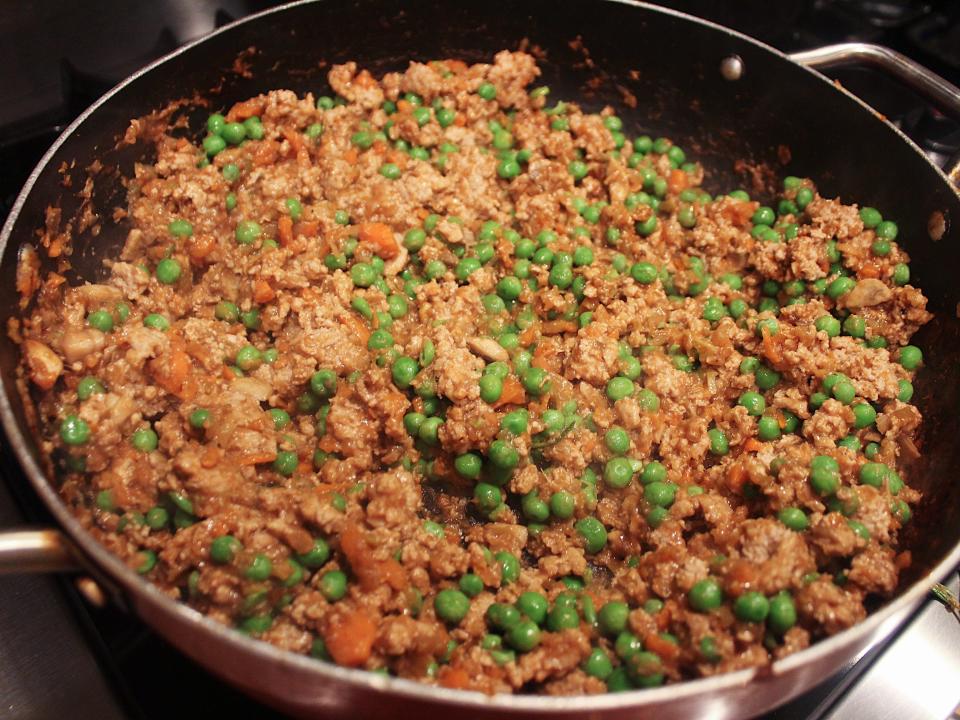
[1,2,958,719]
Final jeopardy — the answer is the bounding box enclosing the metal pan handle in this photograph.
[0,528,80,573]
[789,43,960,183]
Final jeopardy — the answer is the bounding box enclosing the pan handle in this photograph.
[0,527,80,573]
[790,43,960,185]
[789,43,960,123]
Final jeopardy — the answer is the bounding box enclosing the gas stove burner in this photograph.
[830,0,932,29]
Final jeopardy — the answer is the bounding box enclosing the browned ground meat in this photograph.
[17,51,927,694]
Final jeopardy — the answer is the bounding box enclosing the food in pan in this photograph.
[18,51,930,694]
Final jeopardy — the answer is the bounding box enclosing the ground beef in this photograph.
[17,51,927,696]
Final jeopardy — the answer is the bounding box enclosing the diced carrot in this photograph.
[518,323,539,347]
[415,208,429,221]
[540,319,578,335]
[344,148,358,164]
[358,222,399,259]
[761,329,783,365]
[453,113,466,127]
[201,446,221,469]
[253,140,279,166]
[396,99,413,113]
[385,149,408,167]
[295,220,319,237]
[445,59,468,73]
[859,263,881,279]
[188,234,216,263]
[493,375,526,408]
[340,312,370,346]
[48,236,65,258]
[438,666,471,690]
[238,451,277,466]
[281,128,306,158]
[252,279,275,304]
[721,200,757,228]
[149,349,191,398]
[726,462,748,492]
[226,98,265,122]
[743,438,764,453]
[318,435,340,453]
[644,632,681,662]
[340,523,408,592]
[894,550,912,569]
[667,168,688,194]
[277,215,294,247]
[353,69,377,89]
[325,610,376,668]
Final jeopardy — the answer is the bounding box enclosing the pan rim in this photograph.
[1,0,958,712]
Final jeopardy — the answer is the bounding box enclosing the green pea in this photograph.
[521,491,550,522]
[488,439,519,470]
[379,162,401,179]
[450,452,481,481]
[547,604,579,631]
[826,276,856,300]
[859,207,882,228]
[688,578,723,611]
[603,457,634,489]
[630,262,658,285]
[522,366,551,397]
[832,380,856,405]
[752,206,776,226]
[583,648,613,680]
[899,345,922,370]
[755,365,780,391]
[852,403,877,429]
[778,507,809,531]
[320,570,347,601]
[435,589,470,624]
[734,591,770,622]
[809,455,840,496]
[597,601,629,636]
[708,428,728,455]
[548,491,575,519]
[635,216,658,237]
[515,591,548,625]
[738,391,766,416]
[768,592,797,634]
[145,506,169,530]
[87,310,114,333]
[132,427,158,452]
[501,409,528,435]
[202,134,226,156]
[644,481,676,507]
[225,192,237,211]
[367,329,394,351]
[272,450,298,476]
[843,314,866,338]
[418,416,443,446]
[210,535,241,564]
[575,516,607,553]
[309,369,337,398]
[604,426,630,455]
[459,574,484,598]
[875,220,898,240]
[897,379,914,402]
[892,263,910,285]
[815,315,841,338]
[606,376,634,402]
[235,345,262,372]
[235,220,262,245]
[245,554,272,581]
[136,549,157,574]
[296,537,330,568]
[757,416,781,441]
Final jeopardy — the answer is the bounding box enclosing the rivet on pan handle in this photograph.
[0,528,79,573]
[789,43,960,184]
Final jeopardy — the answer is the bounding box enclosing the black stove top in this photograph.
[1,2,959,719]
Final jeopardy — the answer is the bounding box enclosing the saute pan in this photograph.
[1,1,960,717]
